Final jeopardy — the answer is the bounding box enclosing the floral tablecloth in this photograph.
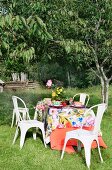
[46,106,95,138]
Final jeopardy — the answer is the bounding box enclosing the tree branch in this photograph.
[109,75,112,82]
[90,68,101,78]
[105,65,112,74]
[86,39,101,75]
[100,66,108,81]
[101,57,109,67]
[95,14,102,34]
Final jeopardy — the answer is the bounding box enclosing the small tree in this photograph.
[80,0,112,106]
[59,0,112,106]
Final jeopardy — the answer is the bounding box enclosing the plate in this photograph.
[49,105,63,108]
[70,105,85,108]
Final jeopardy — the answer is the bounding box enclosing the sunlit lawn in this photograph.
[0,86,112,170]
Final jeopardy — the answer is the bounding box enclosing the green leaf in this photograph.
[46,32,53,40]
[27,16,32,24]
[21,17,27,26]
[0,49,2,56]
[65,46,71,53]
[15,15,20,24]
[2,41,9,49]
[0,16,5,28]
[36,16,44,26]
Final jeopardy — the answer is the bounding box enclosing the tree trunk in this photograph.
[100,78,109,106]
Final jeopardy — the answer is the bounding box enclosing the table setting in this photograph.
[34,97,107,153]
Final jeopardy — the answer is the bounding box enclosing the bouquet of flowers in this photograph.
[52,87,66,101]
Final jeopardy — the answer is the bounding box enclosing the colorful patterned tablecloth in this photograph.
[46,106,95,138]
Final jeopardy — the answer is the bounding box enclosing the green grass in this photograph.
[0,86,112,170]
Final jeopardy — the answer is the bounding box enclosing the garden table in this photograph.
[35,103,107,153]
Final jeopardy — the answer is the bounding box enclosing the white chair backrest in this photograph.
[84,103,107,134]
[12,96,29,122]
[73,93,90,106]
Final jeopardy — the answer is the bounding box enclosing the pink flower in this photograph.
[36,104,45,111]
[46,80,52,88]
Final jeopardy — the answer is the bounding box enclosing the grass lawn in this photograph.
[0,86,112,170]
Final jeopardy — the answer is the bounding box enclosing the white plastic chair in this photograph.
[73,93,90,106]
[61,103,107,169]
[12,96,47,149]
[11,96,30,127]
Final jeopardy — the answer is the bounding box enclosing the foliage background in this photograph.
[1,0,111,88]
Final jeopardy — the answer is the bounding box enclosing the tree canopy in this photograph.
[0,0,112,104]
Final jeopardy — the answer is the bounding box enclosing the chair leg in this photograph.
[11,110,15,128]
[20,127,27,149]
[83,142,91,169]
[96,138,103,163]
[34,110,38,120]
[41,126,47,148]
[13,126,19,144]
[61,136,69,160]
[33,127,37,140]
[77,140,82,152]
